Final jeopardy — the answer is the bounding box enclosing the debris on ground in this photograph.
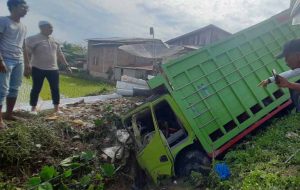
[0,96,299,190]
[116,75,151,97]
[0,97,144,189]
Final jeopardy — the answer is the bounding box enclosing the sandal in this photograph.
[3,114,25,121]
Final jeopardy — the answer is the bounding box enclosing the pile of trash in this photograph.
[49,97,144,162]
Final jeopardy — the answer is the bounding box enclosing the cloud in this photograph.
[0,0,290,43]
[137,0,289,35]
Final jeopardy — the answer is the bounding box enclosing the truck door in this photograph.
[133,108,173,184]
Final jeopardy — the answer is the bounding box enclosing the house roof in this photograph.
[166,24,231,44]
[87,38,166,47]
[87,37,162,44]
[114,64,153,71]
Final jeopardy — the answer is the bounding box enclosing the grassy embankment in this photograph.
[23,74,114,100]
[191,113,300,190]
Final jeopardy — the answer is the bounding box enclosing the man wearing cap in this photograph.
[0,0,30,129]
[259,39,300,112]
[26,21,71,115]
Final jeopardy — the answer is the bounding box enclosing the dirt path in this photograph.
[14,93,121,111]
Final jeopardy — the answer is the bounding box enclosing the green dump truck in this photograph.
[122,10,300,183]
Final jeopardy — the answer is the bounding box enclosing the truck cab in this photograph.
[123,94,210,183]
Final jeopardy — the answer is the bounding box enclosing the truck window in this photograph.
[136,109,155,136]
[154,101,187,147]
[125,109,156,149]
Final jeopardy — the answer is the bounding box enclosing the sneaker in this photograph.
[29,111,38,115]
[3,114,25,121]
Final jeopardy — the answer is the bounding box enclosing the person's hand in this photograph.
[0,60,7,73]
[258,79,269,87]
[24,64,31,78]
[66,65,72,74]
[276,75,290,88]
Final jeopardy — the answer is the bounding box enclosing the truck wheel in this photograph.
[176,150,211,177]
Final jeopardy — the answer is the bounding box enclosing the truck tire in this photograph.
[176,150,211,177]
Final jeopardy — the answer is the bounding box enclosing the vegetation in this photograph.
[0,96,299,189]
[23,74,114,100]
[0,98,139,189]
[61,42,87,65]
[26,152,117,190]
[0,121,118,190]
[185,113,300,190]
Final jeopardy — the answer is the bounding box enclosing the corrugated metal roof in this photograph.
[114,64,153,71]
[166,24,231,44]
[118,43,183,59]
[88,38,165,47]
[87,37,162,43]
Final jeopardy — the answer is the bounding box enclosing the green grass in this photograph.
[205,113,300,190]
[24,74,114,100]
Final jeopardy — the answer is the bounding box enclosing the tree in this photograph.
[61,42,87,66]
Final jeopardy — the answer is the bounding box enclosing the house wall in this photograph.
[87,41,153,79]
[87,45,136,78]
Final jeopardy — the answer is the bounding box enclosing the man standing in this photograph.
[258,39,300,112]
[0,0,29,129]
[26,21,71,115]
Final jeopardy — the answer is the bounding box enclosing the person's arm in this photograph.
[258,68,300,87]
[276,75,300,91]
[25,38,32,61]
[0,19,7,73]
[0,54,6,73]
[268,68,300,82]
[23,40,31,78]
[57,49,68,66]
[57,46,71,73]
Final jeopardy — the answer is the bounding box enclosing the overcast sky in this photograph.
[0,0,290,44]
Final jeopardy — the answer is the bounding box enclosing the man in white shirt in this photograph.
[26,21,71,114]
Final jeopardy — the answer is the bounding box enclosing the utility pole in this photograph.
[150,27,154,39]
[150,27,158,74]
